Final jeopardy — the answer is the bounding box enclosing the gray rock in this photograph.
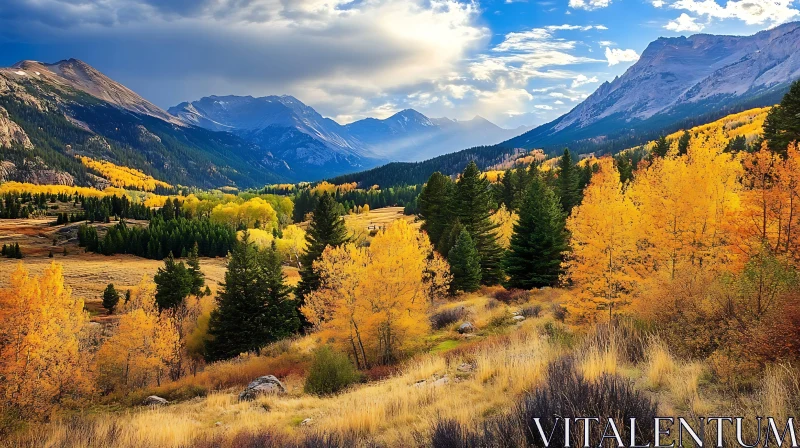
[432,375,450,387]
[143,395,169,406]
[301,418,313,426]
[513,315,526,322]
[238,375,287,401]
[457,322,475,334]
[456,362,475,373]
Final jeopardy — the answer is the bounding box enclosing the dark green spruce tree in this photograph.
[652,135,670,158]
[454,161,504,285]
[556,148,581,214]
[102,283,120,315]
[448,229,482,293]
[186,243,206,296]
[296,193,349,328]
[677,131,691,155]
[206,234,299,361]
[504,176,569,289]
[154,252,193,310]
[764,79,800,157]
[418,172,455,250]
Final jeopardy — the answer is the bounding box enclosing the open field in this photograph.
[0,218,302,315]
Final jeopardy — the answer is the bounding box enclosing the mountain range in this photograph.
[506,21,800,151]
[1,23,799,189]
[168,95,528,171]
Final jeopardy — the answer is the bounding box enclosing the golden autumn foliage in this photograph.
[238,224,308,266]
[628,129,743,278]
[311,181,358,196]
[0,263,92,417]
[80,156,172,191]
[96,277,180,392]
[210,197,278,230]
[736,143,800,260]
[490,204,518,249]
[565,158,640,321]
[0,181,113,198]
[565,125,800,324]
[302,220,449,368]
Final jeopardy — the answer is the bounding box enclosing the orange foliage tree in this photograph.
[564,158,641,322]
[0,263,92,417]
[302,220,449,367]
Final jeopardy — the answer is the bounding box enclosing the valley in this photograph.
[2,18,800,448]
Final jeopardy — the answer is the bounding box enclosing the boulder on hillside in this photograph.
[143,395,169,406]
[238,375,287,401]
[457,322,475,334]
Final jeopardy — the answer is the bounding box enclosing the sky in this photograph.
[0,0,798,128]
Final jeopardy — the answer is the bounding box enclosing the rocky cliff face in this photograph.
[0,106,32,150]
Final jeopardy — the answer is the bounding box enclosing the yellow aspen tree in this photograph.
[302,220,447,367]
[564,158,640,322]
[490,204,519,249]
[737,143,788,258]
[0,263,92,417]
[96,277,180,391]
[630,130,742,278]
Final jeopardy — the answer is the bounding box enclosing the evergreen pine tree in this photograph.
[161,199,175,221]
[454,161,505,285]
[186,243,205,296]
[154,252,192,310]
[764,80,800,156]
[296,193,348,327]
[448,229,482,293]
[418,172,454,251]
[500,168,517,210]
[13,243,22,259]
[556,148,581,214]
[504,177,568,289]
[206,234,299,361]
[438,219,464,258]
[102,283,120,315]
[677,131,691,155]
[652,135,670,158]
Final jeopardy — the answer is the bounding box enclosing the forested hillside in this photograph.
[0,62,288,189]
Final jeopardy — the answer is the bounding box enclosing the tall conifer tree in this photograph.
[448,229,482,293]
[418,172,454,250]
[296,193,348,326]
[556,148,581,214]
[454,161,504,285]
[206,234,299,361]
[764,80,800,156]
[504,176,568,289]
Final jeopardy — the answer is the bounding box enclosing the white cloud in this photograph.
[664,12,705,31]
[670,0,799,26]
[534,104,554,110]
[568,0,612,10]
[548,90,590,101]
[604,47,640,65]
[597,40,615,46]
[1,0,490,123]
[652,0,665,6]
[571,74,599,87]
[554,100,565,104]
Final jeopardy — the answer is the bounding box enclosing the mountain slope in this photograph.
[506,21,800,152]
[346,110,528,161]
[168,95,381,180]
[0,60,287,188]
[171,96,526,165]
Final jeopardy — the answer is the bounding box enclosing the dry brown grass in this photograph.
[8,326,555,448]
